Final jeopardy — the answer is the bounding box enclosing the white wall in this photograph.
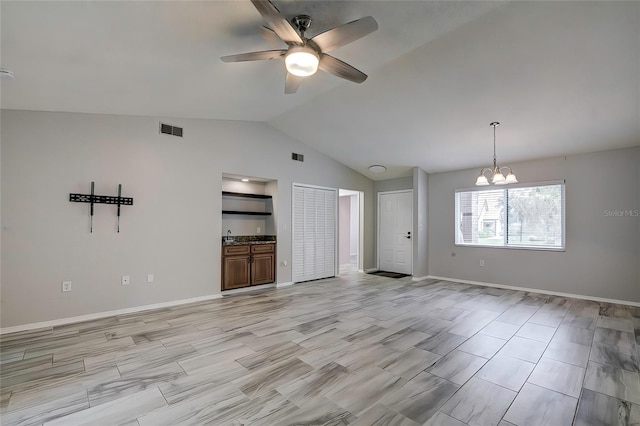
[338,196,351,265]
[428,147,640,303]
[349,194,358,256]
[0,110,375,327]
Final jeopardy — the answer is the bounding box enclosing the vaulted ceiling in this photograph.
[2,1,638,180]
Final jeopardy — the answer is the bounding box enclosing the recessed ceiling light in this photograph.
[241,178,249,182]
[368,165,387,173]
[0,69,15,79]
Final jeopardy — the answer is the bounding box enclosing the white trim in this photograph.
[222,283,277,295]
[276,281,294,288]
[0,294,222,335]
[292,182,336,192]
[364,268,378,273]
[455,179,566,194]
[411,275,429,281]
[426,275,640,307]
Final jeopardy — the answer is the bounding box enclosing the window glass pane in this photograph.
[506,184,563,248]
[456,190,504,246]
[455,182,564,250]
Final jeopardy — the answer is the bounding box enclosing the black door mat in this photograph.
[368,271,411,279]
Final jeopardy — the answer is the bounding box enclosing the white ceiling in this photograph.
[1,1,639,180]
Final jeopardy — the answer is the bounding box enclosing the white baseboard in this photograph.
[276,281,294,288]
[0,294,223,335]
[427,275,640,307]
[222,283,276,295]
[411,275,429,281]
[364,268,378,273]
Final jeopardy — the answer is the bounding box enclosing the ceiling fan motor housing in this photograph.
[292,15,312,36]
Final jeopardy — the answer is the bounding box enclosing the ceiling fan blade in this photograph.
[319,54,367,84]
[311,16,378,53]
[285,72,302,94]
[250,0,303,44]
[221,49,286,62]
[261,25,281,43]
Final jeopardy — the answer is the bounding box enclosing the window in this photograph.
[455,182,565,250]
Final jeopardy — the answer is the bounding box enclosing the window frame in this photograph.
[454,180,566,252]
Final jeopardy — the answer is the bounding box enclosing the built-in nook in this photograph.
[221,174,278,291]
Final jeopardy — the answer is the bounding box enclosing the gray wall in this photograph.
[1,110,375,327]
[413,167,429,278]
[428,146,640,303]
[374,177,413,194]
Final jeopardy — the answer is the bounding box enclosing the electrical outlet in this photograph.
[479,260,485,267]
[147,274,154,283]
[256,226,261,234]
[62,281,72,292]
[122,275,130,286]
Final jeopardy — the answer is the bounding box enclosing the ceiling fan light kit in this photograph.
[475,122,518,186]
[221,0,378,93]
[285,46,319,77]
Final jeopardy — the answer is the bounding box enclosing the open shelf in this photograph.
[222,191,272,199]
[222,210,272,216]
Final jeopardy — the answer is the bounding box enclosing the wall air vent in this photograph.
[292,153,304,162]
[160,122,183,137]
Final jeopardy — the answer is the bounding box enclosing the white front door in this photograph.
[378,190,413,275]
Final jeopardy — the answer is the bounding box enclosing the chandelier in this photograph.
[475,122,518,186]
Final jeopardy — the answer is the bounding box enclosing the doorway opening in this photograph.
[338,189,363,274]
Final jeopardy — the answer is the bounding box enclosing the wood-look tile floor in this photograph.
[1,273,639,425]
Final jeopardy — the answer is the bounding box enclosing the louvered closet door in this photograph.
[292,185,337,283]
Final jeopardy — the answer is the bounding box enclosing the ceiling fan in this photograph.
[221,0,378,94]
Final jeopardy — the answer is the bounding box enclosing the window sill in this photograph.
[454,243,566,252]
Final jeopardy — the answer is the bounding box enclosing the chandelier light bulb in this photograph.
[505,172,518,184]
[475,175,489,186]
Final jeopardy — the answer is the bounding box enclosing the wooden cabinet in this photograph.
[222,243,275,290]
[251,244,275,285]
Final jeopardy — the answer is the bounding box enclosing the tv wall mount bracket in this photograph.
[69,182,133,232]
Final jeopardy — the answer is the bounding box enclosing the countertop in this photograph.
[222,235,276,246]
[223,240,275,246]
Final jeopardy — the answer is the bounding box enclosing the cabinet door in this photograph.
[251,244,274,254]
[251,253,274,285]
[223,256,251,290]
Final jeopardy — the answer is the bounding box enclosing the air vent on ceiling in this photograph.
[160,122,183,137]
[292,153,304,162]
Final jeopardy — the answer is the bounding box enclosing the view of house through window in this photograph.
[455,182,565,250]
